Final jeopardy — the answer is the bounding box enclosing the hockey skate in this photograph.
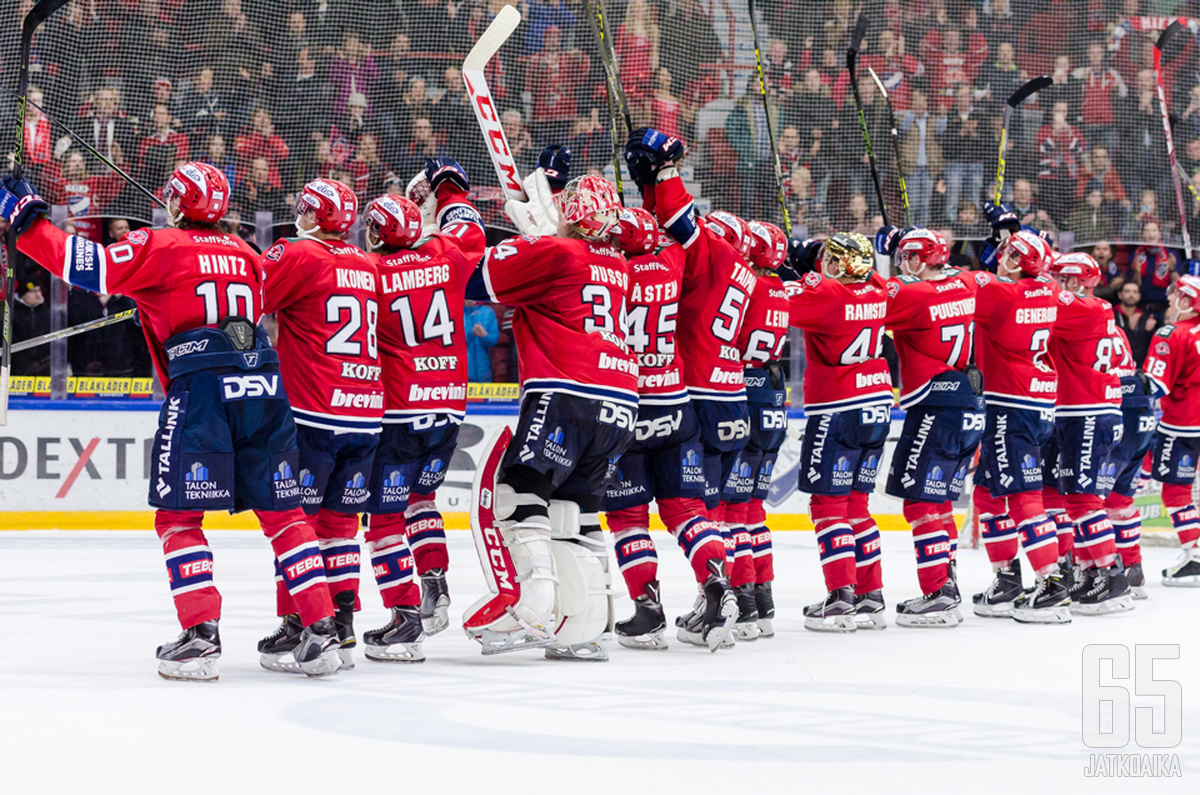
[615,581,668,650]
[258,614,306,674]
[732,584,762,641]
[333,591,357,670]
[1011,572,1072,624]
[1074,565,1135,615]
[1126,562,1148,599]
[676,563,737,651]
[1068,565,1092,604]
[363,606,426,663]
[803,586,856,633]
[294,617,343,676]
[853,589,887,630]
[419,568,451,636]
[754,582,776,638]
[1162,545,1200,587]
[545,641,609,662]
[895,580,962,628]
[156,620,220,682]
[972,558,1023,617]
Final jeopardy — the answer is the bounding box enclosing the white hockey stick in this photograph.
[463,6,525,203]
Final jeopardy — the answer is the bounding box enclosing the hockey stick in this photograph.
[847,12,889,226]
[462,5,525,203]
[867,67,911,228]
[1155,20,1193,259]
[747,0,791,234]
[1,86,166,211]
[994,75,1052,204]
[4,0,73,426]
[593,0,633,134]
[1175,160,1200,205]
[11,307,137,354]
[585,0,631,199]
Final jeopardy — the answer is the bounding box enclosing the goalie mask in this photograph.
[366,195,424,251]
[555,175,621,240]
[163,162,229,225]
[822,231,874,280]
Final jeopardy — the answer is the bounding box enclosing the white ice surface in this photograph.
[2,529,1196,794]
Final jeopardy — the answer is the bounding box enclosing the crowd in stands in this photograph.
[4,0,1200,382]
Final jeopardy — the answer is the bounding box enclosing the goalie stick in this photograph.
[748,0,792,234]
[993,75,1052,204]
[867,67,912,228]
[4,0,73,427]
[1155,20,1193,259]
[462,6,525,203]
[847,13,889,226]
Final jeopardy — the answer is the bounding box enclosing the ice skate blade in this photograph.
[1131,586,1148,600]
[676,626,735,650]
[469,626,554,656]
[803,614,857,633]
[616,631,668,650]
[299,650,342,678]
[854,612,887,630]
[421,605,450,636]
[545,642,609,662]
[337,647,355,671]
[157,658,219,682]
[1161,574,1200,587]
[1073,596,1135,616]
[972,600,1015,618]
[259,652,304,674]
[732,620,761,642]
[1011,604,1072,624]
[364,642,426,663]
[895,608,962,628]
[756,617,775,638]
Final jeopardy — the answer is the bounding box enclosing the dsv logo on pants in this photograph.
[220,374,280,401]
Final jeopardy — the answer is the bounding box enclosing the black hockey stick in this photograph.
[748,0,791,234]
[994,75,1052,204]
[847,12,889,226]
[585,0,629,199]
[1155,20,1193,259]
[4,0,73,426]
[592,0,633,134]
[11,307,137,353]
[867,67,911,228]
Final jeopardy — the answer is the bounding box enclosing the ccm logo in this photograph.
[221,374,280,400]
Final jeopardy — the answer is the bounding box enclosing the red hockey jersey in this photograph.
[626,237,687,405]
[972,272,1059,412]
[739,271,790,365]
[1050,291,1122,416]
[885,269,977,409]
[18,218,261,388]
[263,236,383,433]
[481,234,638,406]
[786,270,893,415]
[375,188,486,422]
[643,175,756,401]
[1143,316,1200,436]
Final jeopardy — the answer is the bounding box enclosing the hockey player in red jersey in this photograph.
[464,174,637,660]
[360,158,486,661]
[603,207,730,651]
[257,178,384,671]
[1143,274,1200,586]
[970,229,1073,623]
[1046,253,1133,613]
[784,232,893,632]
[2,165,343,681]
[624,127,751,649]
[722,220,791,639]
[876,227,984,627]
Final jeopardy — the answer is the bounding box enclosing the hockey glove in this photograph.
[425,157,470,193]
[503,168,559,236]
[983,200,1020,235]
[0,176,49,236]
[1187,259,1200,278]
[406,170,438,234]
[624,128,687,188]
[787,237,823,277]
[537,144,572,190]
[873,224,908,258]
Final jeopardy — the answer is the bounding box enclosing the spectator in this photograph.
[1120,69,1168,208]
[501,110,535,173]
[278,48,333,190]
[617,0,661,99]
[396,117,445,176]
[942,85,986,223]
[793,68,836,207]
[75,87,139,172]
[234,157,291,218]
[182,67,231,142]
[21,86,56,177]
[522,0,578,55]
[464,299,499,382]
[1093,241,1131,287]
[67,289,144,378]
[1124,188,1161,238]
[407,0,455,54]
[1131,220,1180,312]
[1083,145,1129,217]
[348,134,391,199]
[45,151,123,243]
[977,41,1021,107]
[336,92,381,147]
[104,218,131,246]
[276,12,310,85]
[923,26,987,112]
[1010,178,1042,227]
[137,105,190,189]
[1074,40,1127,155]
[727,74,784,219]
[651,68,684,141]
[899,88,944,227]
[951,201,982,255]
[12,282,50,377]
[234,107,289,189]
[660,0,723,97]
[1068,187,1114,243]
[528,25,586,145]
[430,66,472,137]
[1036,100,1086,228]
[329,30,380,118]
[843,192,873,237]
[1112,280,1158,365]
[201,134,239,191]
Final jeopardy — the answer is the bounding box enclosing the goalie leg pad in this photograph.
[547,528,615,651]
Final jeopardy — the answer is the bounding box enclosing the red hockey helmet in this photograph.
[163,162,229,224]
[747,221,787,270]
[366,194,424,251]
[704,211,752,258]
[614,207,657,256]
[294,178,358,234]
[555,175,621,240]
[999,229,1051,277]
[1170,273,1200,302]
[1053,252,1101,289]
[895,228,948,275]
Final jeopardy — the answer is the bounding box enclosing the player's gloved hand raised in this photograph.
[425,157,469,193]
[874,224,909,257]
[0,175,49,236]
[624,127,687,187]
[983,200,1020,235]
[1187,259,1200,278]
[537,144,571,190]
[787,237,822,277]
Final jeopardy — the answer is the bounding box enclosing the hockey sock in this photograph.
[155,509,220,628]
[724,501,756,588]
[1067,493,1115,567]
[611,527,658,600]
[1105,492,1143,567]
[405,493,449,574]
[810,494,855,591]
[975,486,1018,567]
[937,501,958,561]
[256,509,335,625]
[1162,484,1200,549]
[1044,486,1073,559]
[849,490,883,592]
[364,513,419,609]
[659,497,726,584]
[314,510,362,610]
[1008,491,1058,577]
[747,498,774,583]
[904,500,950,593]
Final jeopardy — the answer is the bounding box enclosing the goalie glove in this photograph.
[504,168,559,236]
